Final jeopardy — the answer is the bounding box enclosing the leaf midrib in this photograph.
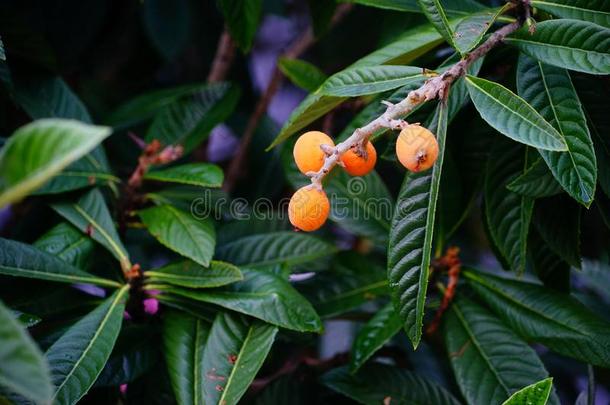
[165,205,213,264]
[531,1,610,17]
[219,324,255,404]
[73,204,128,263]
[0,265,120,287]
[506,37,609,58]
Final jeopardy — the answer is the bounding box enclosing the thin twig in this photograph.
[427,247,461,334]
[207,28,236,83]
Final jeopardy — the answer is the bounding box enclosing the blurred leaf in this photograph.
[12,310,42,328]
[465,76,567,151]
[139,204,216,267]
[341,0,485,14]
[507,157,562,198]
[53,188,130,268]
[143,0,190,60]
[387,103,447,349]
[453,5,508,54]
[531,0,610,29]
[34,222,95,269]
[416,0,457,50]
[158,268,322,332]
[502,378,553,405]
[528,229,570,292]
[144,163,224,188]
[217,217,290,247]
[254,376,303,405]
[443,296,557,405]
[349,302,402,373]
[506,20,610,75]
[202,312,277,405]
[322,363,461,405]
[145,83,240,153]
[0,237,120,288]
[217,0,262,52]
[0,299,53,404]
[46,286,129,405]
[0,119,111,207]
[145,260,242,288]
[578,259,610,302]
[464,268,610,367]
[307,0,336,37]
[278,57,327,92]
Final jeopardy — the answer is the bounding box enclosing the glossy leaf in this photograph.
[202,312,277,405]
[158,268,322,332]
[278,57,327,92]
[464,268,610,367]
[387,103,447,349]
[46,286,129,405]
[465,76,566,151]
[453,5,508,54]
[144,163,224,188]
[322,364,461,405]
[0,300,53,404]
[0,119,111,207]
[0,237,120,288]
[34,222,95,269]
[531,0,610,29]
[416,0,457,49]
[443,296,558,405]
[53,188,130,268]
[139,204,216,267]
[215,231,336,268]
[163,311,209,405]
[502,378,553,405]
[217,0,262,52]
[517,55,596,206]
[349,302,402,373]
[507,157,563,198]
[146,260,242,288]
[506,19,610,75]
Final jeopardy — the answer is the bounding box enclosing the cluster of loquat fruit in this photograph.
[288,125,439,232]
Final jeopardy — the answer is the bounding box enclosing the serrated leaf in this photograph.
[202,312,277,405]
[47,286,129,405]
[139,204,215,267]
[162,311,209,405]
[416,0,457,49]
[319,66,428,97]
[34,222,94,269]
[215,231,336,268]
[443,296,558,405]
[506,20,610,75]
[0,237,120,288]
[502,378,553,405]
[0,300,53,404]
[146,260,242,288]
[278,58,327,92]
[144,163,224,188]
[157,268,322,332]
[322,363,461,405]
[517,54,596,205]
[217,0,262,52]
[0,119,111,207]
[464,268,610,367]
[387,103,448,349]
[53,188,130,268]
[531,0,610,29]
[507,157,563,198]
[465,75,567,151]
[349,302,402,373]
[453,5,508,54]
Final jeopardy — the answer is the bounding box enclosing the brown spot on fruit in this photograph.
[395,124,439,172]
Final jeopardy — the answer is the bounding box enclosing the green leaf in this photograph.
[202,312,278,405]
[53,188,130,268]
[443,296,557,405]
[341,0,486,14]
[453,5,508,54]
[145,83,240,153]
[217,0,262,52]
[528,229,571,292]
[484,141,533,273]
[157,268,322,332]
[143,0,190,60]
[278,58,327,92]
[387,103,448,349]
[464,268,610,367]
[322,363,461,405]
[0,119,111,207]
[319,66,428,97]
[530,0,610,29]
[215,231,336,268]
[507,157,563,198]
[47,286,129,405]
[34,222,95,269]
[0,300,53,404]
[349,302,402,373]
[465,75,567,151]
[144,163,224,188]
[162,311,209,405]
[517,54,596,206]
[506,20,610,75]
[502,378,554,405]
[417,0,458,50]
[0,237,121,288]
[146,260,242,288]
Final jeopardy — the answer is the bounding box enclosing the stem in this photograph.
[207,28,236,83]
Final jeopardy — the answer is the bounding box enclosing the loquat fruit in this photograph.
[293,131,335,174]
[341,141,377,176]
[288,186,330,232]
[396,124,439,172]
